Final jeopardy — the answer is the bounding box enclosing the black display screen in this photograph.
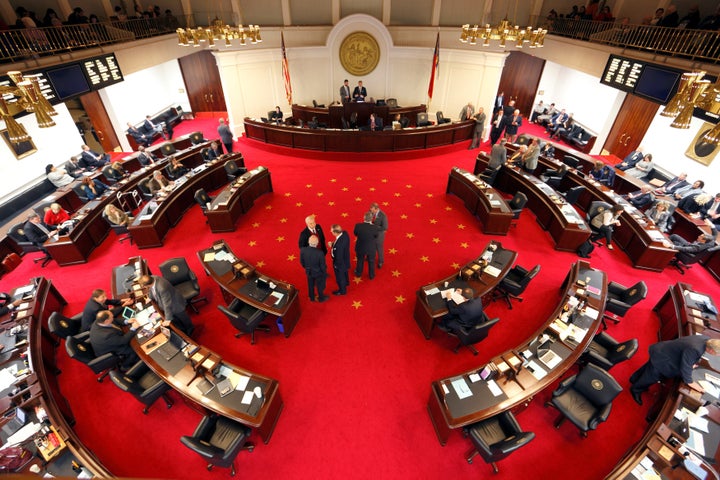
[46,64,91,100]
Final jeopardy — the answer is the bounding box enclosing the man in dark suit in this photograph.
[614,148,644,171]
[353,80,367,102]
[654,173,689,196]
[667,233,716,254]
[126,122,151,147]
[65,156,86,178]
[89,310,140,369]
[439,287,484,333]
[136,146,156,166]
[143,115,167,140]
[81,288,133,332]
[339,79,351,103]
[298,215,327,255]
[23,213,52,247]
[489,109,505,146]
[300,235,328,302]
[80,144,110,169]
[353,211,380,279]
[370,202,388,268]
[328,224,350,295]
[367,113,383,131]
[138,274,194,336]
[629,336,720,405]
[626,185,655,209]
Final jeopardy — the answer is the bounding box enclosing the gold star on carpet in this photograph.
[248,240,257,246]
[426,193,434,198]
[400,214,408,219]
[429,219,437,224]
[355,197,362,202]
[395,295,406,304]
[457,224,466,230]
[406,233,415,239]
[432,237,441,244]
[328,201,335,206]
[356,176,363,181]
[352,300,363,309]
[295,202,303,207]
[394,193,401,197]
[284,192,292,197]
[342,187,349,192]
[451,262,460,269]
[369,187,376,192]
[265,205,272,210]
[317,192,324,197]
[460,242,469,249]
[352,277,363,285]
[330,178,337,183]
[381,179,388,183]
[280,218,287,223]
[414,203,422,208]
[405,184,413,189]
[252,222,260,228]
[420,255,430,262]
[392,270,401,278]
[382,201,389,206]
[388,248,398,254]
[287,254,296,261]
[276,236,285,242]
[305,184,313,188]
[341,212,349,218]
[256,260,266,267]
[445,206,453,211]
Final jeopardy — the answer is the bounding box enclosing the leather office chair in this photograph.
[478,167,500,186]
[101,165,121,183]
[180,414,254,476]
[137,179,154,199]
[48,311,81,340]
[102,211,133,245]
[109,360,173,414]
[219,299,270,345]
[386,98,398,108]
[579,331,638,371]
[436,111,451,124]
[448,314,499,355]
[417,112,430,127]
[225,159,245,181]
[599,166,615,187]
[563,155,581,170]
[189,131,205,144]
[492,264,541,309]
[546,363,622,437]
[201,147,212,162]
[508,192,528,226]
[65,332,119,382]
[587,201,612,246]
[33,202,53,219]
[561,185,585,206]
[7,223,40,255]
[194,188,214,217]
[158,257,208,314]
[602,280,647,329]
[670,245,720,274]
[464,410,535,473]
[312,99,325,108]
[72,184,90,203]
[0,253,21,277]
[540,168,567,189]
[160,142,177,156]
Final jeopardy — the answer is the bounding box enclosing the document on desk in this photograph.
[270,291,284,305]
[424,287,440,296]
[241,390,255,405]
[484,265,501,277]
[525,360,547,380]
[235,374,250,391]
[487,380,503,397]
[451,377,473,399]
[203,252,216,262]
[699,380,720,399]
[0,365,17,390]
[689,415,710,433]
[685,429,706,457]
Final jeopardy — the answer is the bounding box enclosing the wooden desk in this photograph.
[110,256,149,299]
[198,240,302,338]
[129,160,227,248]
[132,326,283,444]
[244,118,473,152]
[446,167,513,235]
[206,166,273,233]
[291,103,427,128]
[427,260,606,445]
[413,241,517,339]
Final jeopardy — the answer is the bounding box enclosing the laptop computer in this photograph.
[248,278,272,302]
[121,307,135,321]
[1,407,27,437]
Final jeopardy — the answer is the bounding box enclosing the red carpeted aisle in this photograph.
[3,118,719,479]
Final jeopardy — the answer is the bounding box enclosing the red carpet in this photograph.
[3,118,719,479]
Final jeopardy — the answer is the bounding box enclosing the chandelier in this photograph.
[661,71,720,147]
[460,20,547,49]
[177,18,261,48]
[0,71,58,144]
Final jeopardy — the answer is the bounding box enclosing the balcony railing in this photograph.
[545,17,720,64]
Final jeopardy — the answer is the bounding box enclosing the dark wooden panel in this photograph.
[80,90,119,152]
[602,94,658,159]
[178,50,227,113]
[497,51,546,118]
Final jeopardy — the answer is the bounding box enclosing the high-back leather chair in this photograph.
[561,185,585,206]
[587,201,612,245]
[602,280,647,328]
[670,244,720,274]
[225,159,244,181]
[180,414,254,476]
[464,410,535,473]
[160,142,177,156]
[101,165,121,183]
[218,299,270,345]
[65,332,119,382]
[436,111,451,124]
[137,179,153,199]
[0,253,21,277]
[109,360,173,414]
[194,188,213,216]
[72,184,90,202]
[508,192,528,225]
[102,211,133,245]
[158,257,207,313]
[386,98,398,108]
[580,331,638,371]
[189,131,205,144]
[48,311,81,340]
[492,264,541,309]
[7,223,39,255]
[478,166,500,186]
[563,155,581,170]
[546,363,622,437]
[449,314,499,355]
[417,112,430,127]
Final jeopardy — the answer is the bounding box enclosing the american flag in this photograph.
[281,32,293,105]
[427,33,439,100]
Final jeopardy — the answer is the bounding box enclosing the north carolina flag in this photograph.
[428,33,440,100]
[281,32,293,105]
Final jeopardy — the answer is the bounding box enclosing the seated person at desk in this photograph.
[45,164,74,188]
[678,193,712,217]
[590,204,624,250]
[392,113,409,130]
[353,80,367,102]
[366,113,383,131]
[81,288,133,332]
[625,153,654,178]
[339,79,351,103]
[65,156,86,178]
[80,144,110,169]
[148,171,173,195]
[438,287,484,334]
[138,275,195,336]
[589,161,614,186]
[79,176,108,200]
[702,193,720,233]
[89,310,141,369]
[614,147,644,171]
[269,106,283,123]
[548,113,574,139]
[539,141,555,158]
[308,116,321,129]
[166,156,188,179]
[626,185,655,209]
[203,141,224,161]
[508,145,527,167]
[645,201,672,232]
[23,213,53,247]
[126,122,151,147]
[673,180,705,202]
[104,204,133,226]
[43,203,70,227]
[654,172,688,196]
[136,146,157,166]
[105,162,126,181]
[665,233,716,254]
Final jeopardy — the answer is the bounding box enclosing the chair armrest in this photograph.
[553,375,577,397]
[593,331,619,349]
[124,360,147,377]
[491,432,536,454]
[180,437,221,459]
[589,403,612,430]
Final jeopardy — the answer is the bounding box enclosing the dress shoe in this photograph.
[377,263,383,269]
[318,296,329,303]
[309,297,316,302]
[369,276,375,280]
[333,290,346,295]
[354,272,361,277]
[631,390,643,406]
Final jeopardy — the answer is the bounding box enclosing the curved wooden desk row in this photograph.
[413,241,517,340]
[198,240,302,338]
[0,278,112,477]
[427,260,607,446]
[243,118,474,152]
[607,283,720,479]
[206,167,273,233]
[446,168,513,235]
[291,103,427,129]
